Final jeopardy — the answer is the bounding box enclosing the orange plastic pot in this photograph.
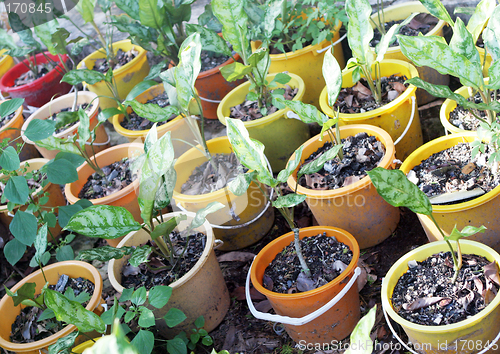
[250,226,360,344]
[0,98,23,143]
[0,261,104,354]
[108,212,230,338]
[287,125,400,249]
[112,84,193,157]
[0,158,65,238]
[64,143,144,247]
[22,91,109,159]
[173,136,274,250]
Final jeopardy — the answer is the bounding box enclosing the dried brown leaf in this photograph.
[485,262,500,286]
[403,297,444,311]
[353,81,372,98]
[217,251,255,263]
[254,300,273,313]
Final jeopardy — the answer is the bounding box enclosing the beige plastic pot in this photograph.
[22,92,110,159]
[108,212,230,338]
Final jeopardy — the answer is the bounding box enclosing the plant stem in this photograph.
[429,214,460,282]
[479,90,495,124]
[361,65,381,104]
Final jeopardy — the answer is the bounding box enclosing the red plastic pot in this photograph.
[0,52,71,107]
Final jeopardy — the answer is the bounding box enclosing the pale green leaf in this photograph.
[467,0,496,43]
[75,0,96,23]
[220,62,253,82]
[128,245,152,267]
[276,146,303,183]
[76,246,135,262]
[272,194,306,208]
[190,202,225,229]
[418,0,454,25]
[298,144,343,178]
[212,0,249,56]
[125,100,178,122]
[446,225,487,241]
[323,48,343,106]
[345,0,374,66]
[344,306,377,354]
[139,0,165,29]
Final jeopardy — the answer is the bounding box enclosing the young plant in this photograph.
[398,0,500,164]
[225,117,342,279]
[343,0,416,103]
[367,167,486,282]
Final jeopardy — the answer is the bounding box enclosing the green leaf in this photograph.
[298,144,343,178]
[0,146,20,171]
[101,302,126,325]
[276,98,328,125]
[449,18,481,73]
[64,287,91,303]
[376,13,418,63]
[164,308,187,328]
[0,98,23,118]
[125,80,159,102]
[226,118,276,187]
[4,176,29,205]
[120,288,134,302]
[194,316,205,328]
[247,48,268,68]
[202,335,213,346]
[24,119,56,141]
[344,306,377,354]
[114,0,140,20]
[43,159,78,185]
[398,35,483,90]
[75,0,96,22]
[54,152,86,169]
[185,24,232,56]
[34,136,82,156]
[34,20,69,56]
[4,239,26,265]
[418,0,454,25]
[65,205,141,239]
[277,146,303,183]
[148,286,172,309]
[131,287,147,306]
[131,330,154,354]
[10,211,38,245]
[366,168,433,215]
[61,69,107,85]
[86,319,139,354]
[45,288,105,333]
[48,331,78,354]
[38,308,55,322]
[167,337,187,354]
[483,5,500,62]
[33,223,48,264]
[323,48,343,106]
[58,204,84,229]
[77,109,91,146]
[139,0,165,29]
[272,194,307,208]
[128,245,152,267]
[190,202,225,229]
[446,225,487,241]
[56,245,74,261]
[6,282,36,306]
[151,216,187,240]
[144,62,167,81]
[212,0,249,56]
[345,0,374,67]
[138,307,156,328]
[467,0,496,43]
[124,100,179,122]
[76,246,135,262]
[53,111,79,130]
[227,171,257,196]
[219,62,253,82]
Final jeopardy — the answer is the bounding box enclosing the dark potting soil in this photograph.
[408,142,500,202]
[391,252,500,326]
[200,50,230,72]
[48,103,93,134]
[0,169,46,205]
[180,153,246,195]
[78,158,137,199]
[10,275,94,344]
[229,85,298,121]
[0,111,16,128]
[334,75,408,114]
[263,233,353,294]
[298,132,385,190]
[14,63,54,87]
[370,13,438,48]
[449,89,500,131]
[121,232,206,290]
[120,92,173,131]
[91,48,138,73]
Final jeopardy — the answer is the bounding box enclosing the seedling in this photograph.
[367,167,486,282]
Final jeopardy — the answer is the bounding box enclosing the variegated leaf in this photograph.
[484,5,500,61]
[346,0,374,66]
[275,97,328,125]
[272,194,306,208]
[190,202,225,229]
[418,0,453,25]
[323,48,342,107]
[276,146,303,183]
[449,18,481,76]
[298,144,343,178]
[467,0,496,43]
[185,24,232,56]
[212,0,249,57]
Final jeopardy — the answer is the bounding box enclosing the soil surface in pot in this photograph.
[408,142,500,202]
[180,153,246,195]
[121,231,206,290]
[90,47,138,73]
[200,50,230,72]
[78,157,137,199]
[263,232,353,293]
[120,92,173,131]
[448,89,500,131]
[14,63,55,87]
[10,275,95,344]
[371,13,438,48]
[391,251,500,325]
[229,85,298,121]
[48,103,93,134]
[0,170,46,205]
[334,75,408,114]
[0,111,16,129]
[298,132,385,190]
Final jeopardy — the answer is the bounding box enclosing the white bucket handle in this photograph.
[382,290,500,354]
[394,96,416,146]
[199,96,222,104]
[316,33,347,54]
[245,260,361,326]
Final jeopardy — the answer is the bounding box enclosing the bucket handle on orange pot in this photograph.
[316,33,347,55]
[393,96,416,146]
[382,291,500,354]
[245,262,361,326]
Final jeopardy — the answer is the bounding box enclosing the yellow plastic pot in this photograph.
[173,136,274,250]
[440,82,484,134]
[287,125,399,249]
[218,73,309,172]
[252,20,344,108]
[382,240,500,353]
[77,40,149,110]
[108,212,230,338]
[112,84,193,157]
[0,261,104,354]
[370,2,448,105]
[320,59,421,161]
[0,51,14,81]
[400,132,500,252]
